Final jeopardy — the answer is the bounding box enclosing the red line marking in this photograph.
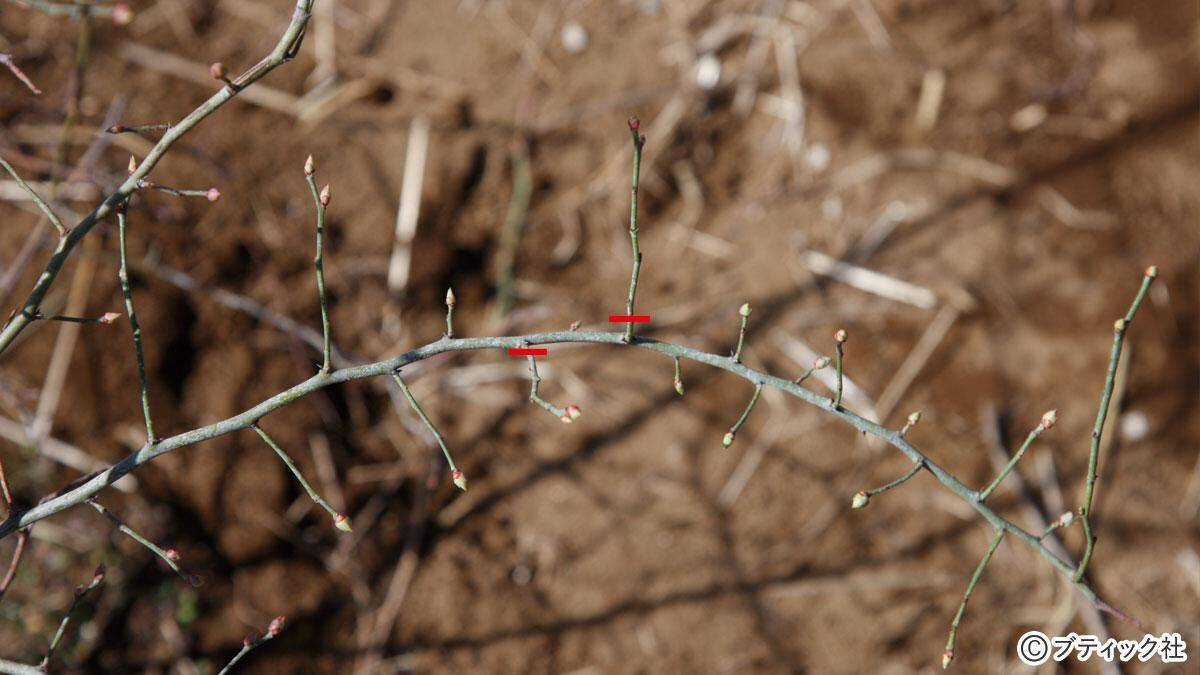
[508,347,548,356]
[608,314,651,323]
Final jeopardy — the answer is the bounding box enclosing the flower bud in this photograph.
[834,329,847,343]
[1053,511,1075,528]
[267,615,286,637]
[91,564,106,586]
[722,432,735,448]
[1144,265,1158,279]
[304,154,314,176]
[205,187,221,202]
[451,469,467,491]
[111,4,134,25]
[812,356,831,370]
[674,376,684,396]
[445,287,456,308]
[627,116,640,131]
[319,184,331,206]
[209,62,228,81]
[1113,318,1125,333]
[907,411,921,427]
[127,155,138,174]
[100,312,122,324]
[565,404,582,421]
[738,303,752,318]
[851,491,869,509]
[1040,409,1057,430]
[333,513,353,532]
[942,649,954,669]
[165,548,181,561]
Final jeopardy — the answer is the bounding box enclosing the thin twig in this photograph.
[0,53,42,94]
[116,200,156,443]
[942,529,1004,668]
[390,371,465,489]
[979,410,1056,502]
[623,117,645,343]
[88,500,190,583]
[304,158,332,372]
[1074,266,1156,581]
[722,382,763,448]
[39,564,104,670]
[0,156,66,236]
[217,616,285,675]
[250,424,350,532]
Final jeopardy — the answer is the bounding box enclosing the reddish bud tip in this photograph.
[267,615,286,637]
[812,356,831,370]
[627,116,640,131]
[851,491,869,509]
[165,548,181,561]
[107,124,126,134]
[1145,265,1158,279]
[722,431,735,448]
[319,185,331,206]
[210,62,228,81]
[127,155,138,174]
[99,311,122,324]
[205,188,221,202]
[569,320,581,331]
[92,563,106,585]
[834,329,847,344]
[111,4,134,25]
[566,404,582,421]
[243,634,255,648]
[674,376,684,396]
[333,513,353,533]
[1040,409,1058,430]
[451,468,467,491]
[304,154,314,176]
[942,649,954,669]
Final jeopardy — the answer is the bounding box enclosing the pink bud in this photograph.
[569,320,581,331]
[333,513,353,532]
[210,62,228,81]
[92,564,106,585]
[451,469,467,491]
[319,185,331,206]
[1040,409,1057,430]
[165,548,181,561]
[627,116,640,131]
[107,124,127,134]
[304,154,314,176]
[942,648,954,669]
[99,312,122,324]
[267,615,286,637]
[127,155,138,174]
[243,634,255,648]
[205,188,221,202]
[1144,265,1158,279]
[834,329,847,344]
[566,405,582,421]
[811,356,831,370]
[111,4,133,25]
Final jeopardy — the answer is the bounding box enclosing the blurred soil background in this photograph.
[0,0,1198,672]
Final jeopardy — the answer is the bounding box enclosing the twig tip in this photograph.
[451,469,468,491]
[319,185,331,206]
[333,513,353,532]
[304,154,314,176]
[112,4,134,25]
[851,491,869,509]
[834,328,848,344]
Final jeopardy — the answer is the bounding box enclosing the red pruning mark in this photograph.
[608,315,651,323]
[508,347,548,357]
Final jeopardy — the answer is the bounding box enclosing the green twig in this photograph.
[943,529,1004,669]
[88,500,191,582]
[251,424,350,532]
[39,564,104,670]
[1074,266,1156,581]
[527,354,579,423]
[852,461,923,509]
[733,303,751,362]
[391,371,465,489]
[117,201,156,444]
[833,329,847,409]
[217,616,285,675]
[722,382,763,448]
[0,156,67,236]
[623,117,645,343]
[304,158,332,373]
[979,410,1056,502]
[795,355,830,385]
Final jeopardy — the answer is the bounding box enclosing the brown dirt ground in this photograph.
[0,0,1198,673]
